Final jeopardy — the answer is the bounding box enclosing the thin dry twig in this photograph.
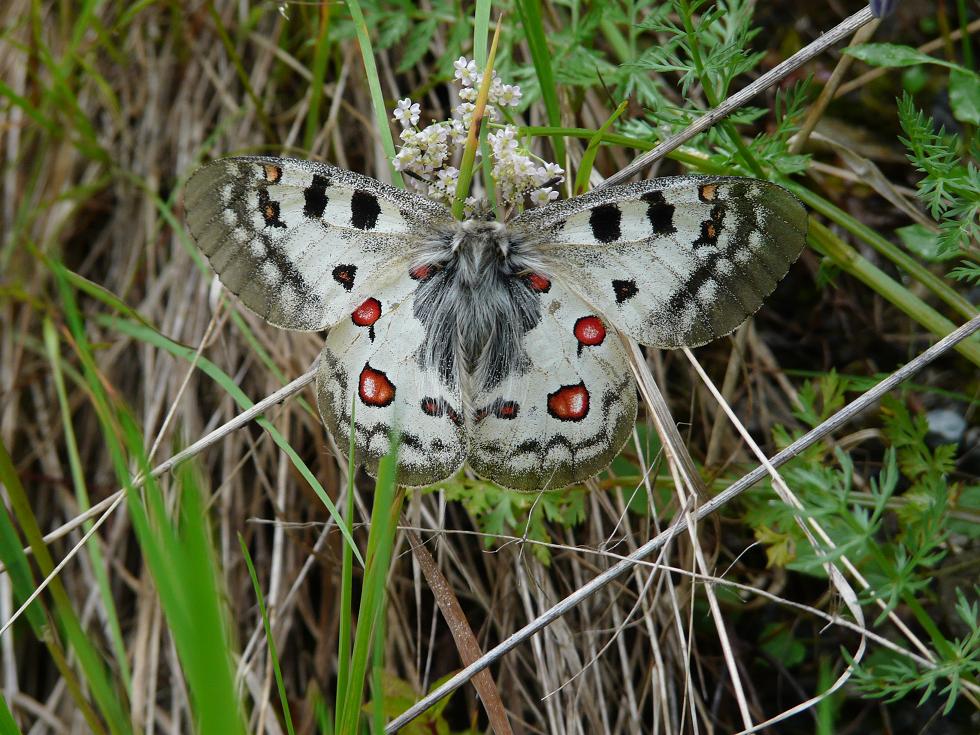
[405,529,514,735]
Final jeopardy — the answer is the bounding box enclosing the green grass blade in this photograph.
[124,452,246,735]
[788,183,977,321]
[574,99,629,194]
[453,21,501,219]
[0,439,120,735]
[0,445,47,637]
[42,319,132,693]
[371,605,386,735]
[304,3,334,153]
[0,694,23,735]
[344,0,404,187]
[514,0,566,166]
[239,534,296,735]
[337,443,402,734]
[335,397,358,722]
[473,0,491,67]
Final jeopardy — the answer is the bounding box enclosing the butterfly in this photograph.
[185,156,807,492]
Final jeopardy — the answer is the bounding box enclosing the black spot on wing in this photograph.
[692,204,726,249]
[612,279,639,304]
[589,203,622,243]
[304,174,329,219]
[257,189,287,229]
[351,190,382,230]
[332,264,357,291]
[641,190,676,235]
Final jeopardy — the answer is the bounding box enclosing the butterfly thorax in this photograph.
[412,219,550,395]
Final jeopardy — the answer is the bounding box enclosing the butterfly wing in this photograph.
[185,155,453,330]
[513,176,807,348]
[316,275,467,487]
[467,278,637,492]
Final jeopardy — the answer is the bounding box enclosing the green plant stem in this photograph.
[808,220,980,367]
[788,183,977,321]
[678,0,764,177]
[956,0,974,67]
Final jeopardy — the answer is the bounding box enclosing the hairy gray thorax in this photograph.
[411,220,548,392]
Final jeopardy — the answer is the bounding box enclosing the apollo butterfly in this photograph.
[185,156,806,491]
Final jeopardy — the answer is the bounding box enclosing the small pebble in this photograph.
[926,408,967,444]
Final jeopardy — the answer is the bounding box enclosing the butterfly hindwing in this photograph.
[185,155,453,330]
[315,277,467,487]
[513,176,807,348]
[467,278,637,492]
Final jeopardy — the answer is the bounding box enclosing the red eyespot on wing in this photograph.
[573,316,606,347]
[494,400,519,420]
[420,397,442,416]
[526,273,551,293]
[410,264,433,281]
[547,383,589,422]
[351,297,382,327]
[358,364,395,407]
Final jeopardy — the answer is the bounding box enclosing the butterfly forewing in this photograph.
[515,176,807,348]
[185,155,453,331]
[468,279,637,492]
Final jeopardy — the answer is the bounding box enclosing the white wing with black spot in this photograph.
[467,277,637,492]
[185,155,453,331]
[512,176,807,348]
[315,276,467,487]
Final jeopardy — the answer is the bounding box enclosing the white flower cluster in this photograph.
[391,57,563,215]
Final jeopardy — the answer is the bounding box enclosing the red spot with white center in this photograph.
[358,363,395,407]
[351,298,381,327]
[526,273,551,293]
[574,316,606,348]
[410,264,433,281]
[547,383,590,422]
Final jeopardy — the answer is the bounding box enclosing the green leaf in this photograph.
[949,68,980,125]
[760,623,806,668]
[845,43,935,67]
[896,224,957,262]
[844,43,970,72]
